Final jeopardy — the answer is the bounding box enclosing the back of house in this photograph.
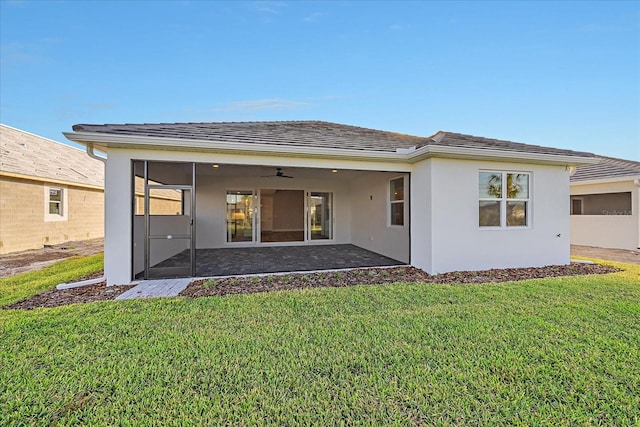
[63,120,596,285]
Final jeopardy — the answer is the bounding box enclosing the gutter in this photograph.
[63,130,598,167]
[56,143,107,290]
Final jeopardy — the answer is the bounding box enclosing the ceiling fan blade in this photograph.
[260,168,294,178]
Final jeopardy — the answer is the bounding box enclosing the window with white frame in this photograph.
[479,171,530,228]
[389,177,405,226]
[44,186,67,221]
[49,188,63,215]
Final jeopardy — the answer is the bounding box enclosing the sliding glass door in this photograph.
[226,191,255,243]
[223,188,333,244]
[260,189,304,242]
[309,192,332,240]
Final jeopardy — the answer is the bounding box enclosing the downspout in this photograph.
[57,143,107,289]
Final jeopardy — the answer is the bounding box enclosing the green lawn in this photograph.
[0,254,104,307]
[1,259,638,426]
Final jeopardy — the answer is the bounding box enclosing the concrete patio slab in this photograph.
[152,244,404,277]
[115,278,191,300]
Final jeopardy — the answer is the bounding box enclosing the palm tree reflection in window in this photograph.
[506,173,528,226]
[479,172,529,227]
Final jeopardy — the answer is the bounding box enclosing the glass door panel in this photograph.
[147,187,193,278]
[310,192,333,240]
[260,189,304,242]
[226,191,255,242]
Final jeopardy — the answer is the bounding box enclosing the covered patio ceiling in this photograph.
[195,163,375,181]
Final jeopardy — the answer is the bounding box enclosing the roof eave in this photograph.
[0,170,103,190]
[64,131,598,166]
[63,131,409,162]
[407,145,598,166]
[570,175,640,185]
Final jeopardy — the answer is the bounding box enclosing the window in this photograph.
[44,185,68,221]
[389,177,405,226]
[571,198,583,215]
[570,192,631,215]
[49,188,63,215]
[479,171,530,228]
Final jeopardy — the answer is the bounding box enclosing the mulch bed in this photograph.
[3,282,135,310]
[181,263,618,298]
[3,263,618,310]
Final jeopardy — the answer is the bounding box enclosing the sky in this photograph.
[1,1,639,160]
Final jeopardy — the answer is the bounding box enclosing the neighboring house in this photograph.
[570,156,640,250]
[0,124,104,254]
[63,121,596,285]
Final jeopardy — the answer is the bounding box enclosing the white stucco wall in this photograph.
[418,158,571,274]
[409,159,433,272]
[104,149,133,285]
[350,172,410,263]
[570,179,640,250]
[104,146,576,283]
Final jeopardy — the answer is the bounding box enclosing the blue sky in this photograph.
[1,0,639,159]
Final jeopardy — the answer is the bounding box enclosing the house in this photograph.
[570,155,640,250]
[0,124,104,254]
[62,121,596,285]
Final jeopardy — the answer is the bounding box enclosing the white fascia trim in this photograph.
[407,144,598,166]
[64,131,599,166]
[64,131,408,162]
[570,175,640,186]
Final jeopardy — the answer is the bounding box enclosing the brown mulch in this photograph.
[3,263,619,311]
[3,281,135,310]
[180,263,618,298]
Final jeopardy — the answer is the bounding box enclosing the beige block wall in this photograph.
[134,194,183,215]
[0,176,104,254]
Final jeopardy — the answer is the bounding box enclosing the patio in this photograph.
[152,244,405,277]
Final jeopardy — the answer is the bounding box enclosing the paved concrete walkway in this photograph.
[115,278,191,300]
[571,245,640,265]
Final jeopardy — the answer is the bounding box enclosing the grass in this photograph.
[0,254,103,307]
[0,258,639,425]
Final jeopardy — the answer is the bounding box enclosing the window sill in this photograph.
[45,214,68,222]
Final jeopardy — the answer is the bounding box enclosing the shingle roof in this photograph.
[72,121,427,153]
[571,155,640,182]
[1,124,104,187]
[71,120,594,159]
[430,131,594,158]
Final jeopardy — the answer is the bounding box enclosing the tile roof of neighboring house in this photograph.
[0,124,104,188]
[571,155,640,182]
[71,121,595,158]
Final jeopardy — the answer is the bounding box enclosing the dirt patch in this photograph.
[0,238,104,278]
[571,245,640,265]
[181,263,617,298]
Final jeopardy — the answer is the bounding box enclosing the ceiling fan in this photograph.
[261,167,294,179]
